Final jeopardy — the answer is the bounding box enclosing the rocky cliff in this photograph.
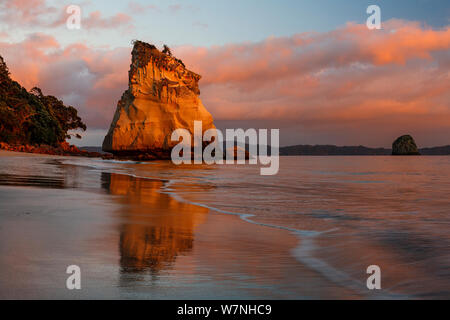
[0,55,93,157]
[102,41,216,159]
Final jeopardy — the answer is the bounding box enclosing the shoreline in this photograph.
[0,149,61,157]
[0,152,356,299]
[0,142,105,159]
[1,151,448,299]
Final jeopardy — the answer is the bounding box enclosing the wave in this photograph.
[62,157,409,299]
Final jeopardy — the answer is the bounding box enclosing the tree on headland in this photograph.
[30,87,86,139]
[0,56,9,77]
[0,55,86,146]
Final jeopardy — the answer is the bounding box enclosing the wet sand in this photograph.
[1,151,448,299]
[0,150,55,157]
[0,151,354,299]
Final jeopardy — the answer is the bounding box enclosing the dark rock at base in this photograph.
[392,135,421,155]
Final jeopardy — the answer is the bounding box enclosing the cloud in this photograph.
[82,11,133,30]
[168,4,182,13]
[0,0,57,27]
[168,3,198,14]
[0,19,449,146]
[0,33,130,129]
[128,1,159,14]
[0,0,134,31]
[193,22,208,29]
[177,20,450,87]
[173,20,450,130]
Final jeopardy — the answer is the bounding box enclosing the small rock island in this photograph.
[102,40,216,160]
[392,135,421,155]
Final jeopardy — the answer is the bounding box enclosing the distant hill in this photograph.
[81,144,450,157]
[280,145,391,156]
[80,144,450,156]
[280,145,450,156]
[420,146,450,155]
[226,141,450,156]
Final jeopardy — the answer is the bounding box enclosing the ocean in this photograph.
[0,152,449,299]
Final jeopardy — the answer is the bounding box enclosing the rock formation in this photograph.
[392,135,421,155]
[102,41,216,159]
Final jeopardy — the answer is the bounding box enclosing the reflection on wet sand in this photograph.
[0,159,86,189]
[101,173,208,275]
[0,173,65,188]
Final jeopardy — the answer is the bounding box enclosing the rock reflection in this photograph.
[101,172,208,276]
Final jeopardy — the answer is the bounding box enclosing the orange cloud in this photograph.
[128,1,159,14]
[173,20,450,131]
[177,20,450,87]
[0,33,130,128]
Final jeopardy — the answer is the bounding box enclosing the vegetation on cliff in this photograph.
[392,135,420,155]
[0,55,86,147]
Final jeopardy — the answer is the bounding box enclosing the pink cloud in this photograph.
[172,20,450,131]
[1,0,134,31]
[193,22,208,29]
[83,11,133,30]
[0,0,57,27]
[176,21,450,88]
[168,4,182,13]
[0,33,130,128]
[167,3,197,14]
[128,1,159,14]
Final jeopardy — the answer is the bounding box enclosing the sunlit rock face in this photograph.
[102,41,216,159]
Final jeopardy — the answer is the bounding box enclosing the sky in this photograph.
[0,0,449,147]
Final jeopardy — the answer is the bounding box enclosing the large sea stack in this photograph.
[102,41,216,159]
[392,135,421,155]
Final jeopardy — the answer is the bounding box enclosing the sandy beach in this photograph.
[0,151,449,299]
[0,151,355,299]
